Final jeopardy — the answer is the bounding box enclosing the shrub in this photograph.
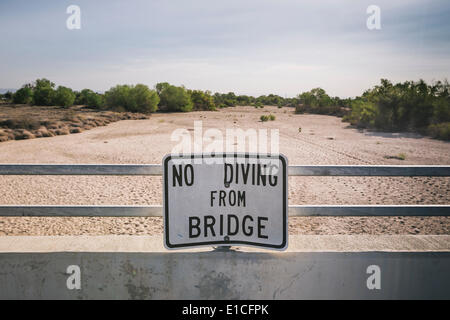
[155,82,170,95]
[343,79,450,138]
[295,104,305,114]
[260,115,269,122]
[256,94,284,106]
[62,109,78,121]
[384,153,406,161]
[3,91,13,101]
[213,92,238,107]
[158,84,193,112]
[105,84,159,113]
[268,114,276,121]
[53,86,76,107]
[298,88,332,108]
[105,85,131,110]
[0,117,41,130]
[427,122,450,140]
[13,87,33,104]
[189,90,216,111]
[86,92,105,109]
[295,88,347,116]
[75,89,105,109]
[33,78,55,106]
[129,84,160,113]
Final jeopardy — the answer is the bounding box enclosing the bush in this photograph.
[158,84,193,112]
[33,78,55,106]
[295,88,347,116]
[342,79,450,140]
[129,84,160,113]
[0,117,41,130]
[13,87,33,104]
[53,86,76,107]
[343,100,377,127]
[298,88,332,108]
[295,104,305,114]
[295,103,347,116]
[260,115,269,122]
[105,84,159,113]
[3,91,13,101]
[189,90,216,111]
[213,92,238,107]
[268,114,276,121]
[75,89,105,109]
[155,82,170,95]
[86,92,104,109]
[427,122,450,140]
[256,94,284,106]
[384,153,406,161]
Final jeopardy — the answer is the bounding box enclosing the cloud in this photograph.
[0,0,449,97]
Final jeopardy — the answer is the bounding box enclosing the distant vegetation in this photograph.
[260,114,276,122]
[292,80,449,140]
[294,88,348,117]
[384,153,406,161]
[156,83,193,112]
[343,79,450,140]
[1,77,448,140]
[75,89,105,109]
[105,84,159,113]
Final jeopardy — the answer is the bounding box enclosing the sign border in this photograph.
[163,153,288,250]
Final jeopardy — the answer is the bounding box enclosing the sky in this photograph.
[0,0,449,98]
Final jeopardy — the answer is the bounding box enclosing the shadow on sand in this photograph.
[344,125,425,139]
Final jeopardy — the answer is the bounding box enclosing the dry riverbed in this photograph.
[0,106,449,236]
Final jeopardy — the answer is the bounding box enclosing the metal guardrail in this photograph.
[0,164,449,176]
[0,164,449,217]
[0,205,449,217]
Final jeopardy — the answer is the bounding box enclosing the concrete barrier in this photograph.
[1,235,449,299]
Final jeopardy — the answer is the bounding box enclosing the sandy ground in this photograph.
[0,106,449,236]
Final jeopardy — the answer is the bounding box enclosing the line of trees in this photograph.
[11,79,104,109]
[343,79,450,140]
[13,79,77,108]
[2,78,449,140]
[5,79,245,113]
[4,79,296,113]
[294,88,348,116]
[291,80,449,140]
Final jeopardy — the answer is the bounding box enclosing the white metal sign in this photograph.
[163,153,288,250]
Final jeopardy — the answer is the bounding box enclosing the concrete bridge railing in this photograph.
[0,163,449,299]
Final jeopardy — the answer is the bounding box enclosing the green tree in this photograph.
[343,79,450,140]
[53,86,76,107]
[236,95,254,106]
[158,84,193,112]
[105,84,159,113]
[13,86,33,104]
[298,88,332,108]
[128,84,159,113]
[3,91,13,101]
[86,92,105,109]
[33,78,55,106]
[189,90,216,111]
[75,89,105,109]
[256,94,284,106]
[105,85,130,110]
[155,82,170,95]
